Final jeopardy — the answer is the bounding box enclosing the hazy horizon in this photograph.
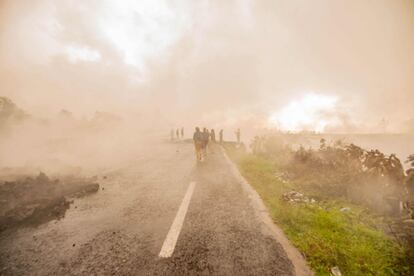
[1,0,414,134]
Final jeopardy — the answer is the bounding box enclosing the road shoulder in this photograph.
[220,146,313,276]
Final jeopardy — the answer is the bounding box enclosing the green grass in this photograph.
[225,146,409,276]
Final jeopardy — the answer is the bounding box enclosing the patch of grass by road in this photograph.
[225,146,409,276]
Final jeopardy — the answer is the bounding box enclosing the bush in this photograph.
[251,135,409,215]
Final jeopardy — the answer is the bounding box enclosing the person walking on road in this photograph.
[219,129,223,144]
[176,128,180,140]
[202,128,210,158]
[181,127,184,139]
[193,127,204,161]
[235,128,241,144]
[210,129,216,143]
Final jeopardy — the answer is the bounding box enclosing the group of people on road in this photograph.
[169,126,241,161]
[192,127,220,162]
[171,127,184,140]
[192,127,241,162]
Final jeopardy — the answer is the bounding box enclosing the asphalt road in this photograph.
[0,141,309,275]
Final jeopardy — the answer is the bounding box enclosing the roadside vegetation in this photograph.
[225,136,413,275]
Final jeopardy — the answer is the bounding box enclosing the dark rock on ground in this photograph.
[0,172,99,231]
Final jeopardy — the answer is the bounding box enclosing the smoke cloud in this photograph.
[1,0,414,134]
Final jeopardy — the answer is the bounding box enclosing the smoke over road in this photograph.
[1,2,414,275]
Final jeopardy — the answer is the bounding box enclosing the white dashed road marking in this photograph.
[159,181,196,258]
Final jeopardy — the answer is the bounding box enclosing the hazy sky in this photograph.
[1,0,414,132]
